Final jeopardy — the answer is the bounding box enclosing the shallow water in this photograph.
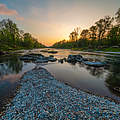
[0,55,35,111]
[0,48,120,110]
[37,48,120,102]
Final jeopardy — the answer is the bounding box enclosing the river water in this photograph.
[39,49,120,102]
[0,55,35,112]
[0,48,120,112]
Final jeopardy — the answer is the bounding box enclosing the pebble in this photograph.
[1,66,120,120]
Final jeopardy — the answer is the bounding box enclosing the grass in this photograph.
[71,47,120,52]
[103,47,120,52]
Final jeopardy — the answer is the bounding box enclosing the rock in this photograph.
[76,55,83,59]
[58,59,64,64]
[49,55,54,58]
[20,56,36,61]
[20,53,57,63]
[36,59,48,63]
[40,50,58,54]
[76,58,83,62]
[40,50,48,52]
[63,58,67,62]
[83,61,106,67]
[28,53,44,57]
[20,53,45,61]
[82,58,88,61]
[48,57,57,62]
[48,51,58,54]
[67,54,83,63]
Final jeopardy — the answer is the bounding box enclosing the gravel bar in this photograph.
[1,66,120,119]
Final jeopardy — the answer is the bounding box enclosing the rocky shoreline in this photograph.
[1,65,120,119]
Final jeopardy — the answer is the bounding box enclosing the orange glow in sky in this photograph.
[1,0,120,46]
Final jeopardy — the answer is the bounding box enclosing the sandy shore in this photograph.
[1,65,120,119]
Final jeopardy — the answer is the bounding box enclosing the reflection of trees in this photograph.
[85,66,104,77]
[78,62,105,77]
[105,63,120,89]
[69,62,76,66]
[0,56,23,77]
[78,63,84,68]
[8,56,23,73]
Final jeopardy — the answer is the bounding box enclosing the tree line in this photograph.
[0,19,45,51]
[53,8,120,51]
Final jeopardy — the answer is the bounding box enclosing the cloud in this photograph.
[0,4,17,15]
[0,4,24,21]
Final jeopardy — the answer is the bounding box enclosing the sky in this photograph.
[0,0,120,46]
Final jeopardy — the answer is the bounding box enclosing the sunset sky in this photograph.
[0,0,120,46]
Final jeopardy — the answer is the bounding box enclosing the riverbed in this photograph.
[1,66,120,119]
[39,48,120,102]
[0,48,120,112]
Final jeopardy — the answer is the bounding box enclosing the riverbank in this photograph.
[1,65,120,119]
[71,47,120,53]
[0,47,47,56]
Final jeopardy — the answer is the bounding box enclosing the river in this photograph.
[0,48,120,112]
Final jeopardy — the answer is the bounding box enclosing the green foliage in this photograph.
[106,63,120,87]
[115,8,120,25]
[104,47,120,52]
[53,9,120,52]
[0,19,45,51]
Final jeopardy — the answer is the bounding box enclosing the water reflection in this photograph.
[77,60,120,96]
[7,56,23,73]
[73,62,105,77]
[105,61,120,94]
[0,55,35,112]
[0,56,23,77]
[44,56,120,102]
[26,48,120,101]
[66,56,120,92]
[85,65,105,77]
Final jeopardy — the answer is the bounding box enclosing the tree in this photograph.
[3,19,20,46]
[23,33,34,48]
[0,19,45,50]
[115,8,120,25]
[89,26,97,48]
[107,26,120,46]
[0,19,21,49]
[52,8,120,50]
[78,29,89,48]
[80,29,89,39]
[89,26,97,40]
[69,27,81,42]
[95,16,113,45]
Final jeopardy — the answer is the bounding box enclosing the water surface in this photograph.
[37,48,120,102]
[0,55,35,112]
[0,48,120,112]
